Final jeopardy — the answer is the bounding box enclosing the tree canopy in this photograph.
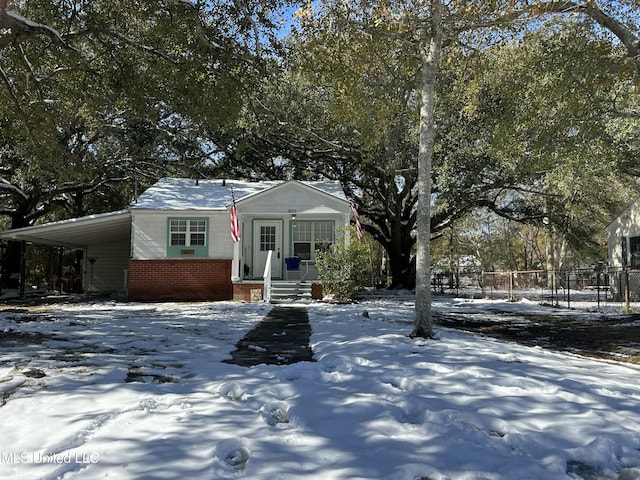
[0,0,284,228]
[242,0,640,336]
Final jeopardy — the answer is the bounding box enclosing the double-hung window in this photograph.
[292,221,334,261]
[168,218,208,257]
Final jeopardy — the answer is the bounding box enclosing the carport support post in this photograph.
[58,247,64,294]
[0,242,5,295]
[88,257,97,293]
[19,240,26,299]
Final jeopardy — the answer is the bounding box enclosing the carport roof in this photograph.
[0,210,131,249]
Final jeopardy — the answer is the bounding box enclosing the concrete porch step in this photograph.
[270,281,312,304]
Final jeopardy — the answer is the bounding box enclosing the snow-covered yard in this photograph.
[1,294,639,479]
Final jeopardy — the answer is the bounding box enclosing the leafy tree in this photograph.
[470,23,640,272]
[276,0,640,338]
[0,0,288,284]
[432,212,547,276]
[0,0,288,229]
[230,4,505,293]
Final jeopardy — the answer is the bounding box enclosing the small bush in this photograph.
[315,228,372,302]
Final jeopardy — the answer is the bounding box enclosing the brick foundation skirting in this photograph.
[233,283,264,302]
[128,259,232,302]
[233,282,323,302]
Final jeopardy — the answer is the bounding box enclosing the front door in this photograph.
[253,221,282,279]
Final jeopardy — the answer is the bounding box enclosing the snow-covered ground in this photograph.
[1,293,639,480]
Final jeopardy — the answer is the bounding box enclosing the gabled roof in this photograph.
[131,178,346,210]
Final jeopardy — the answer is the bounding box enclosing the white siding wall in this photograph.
[242,214,350,278]
[241,182,347,215]
[607,202,640,268]
[85,239,130,294]
[131,212,166,259]
[131,211,232,260]
[209,213,234,259]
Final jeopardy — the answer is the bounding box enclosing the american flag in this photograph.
[350,201,363,239]
[230,205,240,243]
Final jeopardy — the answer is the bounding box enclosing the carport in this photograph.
[0,210,132,297]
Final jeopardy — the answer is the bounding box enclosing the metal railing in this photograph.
[262,250,273,302]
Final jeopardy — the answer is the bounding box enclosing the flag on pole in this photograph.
[350,201,363,239]
[230,205,240,243]
[230,187,240,243]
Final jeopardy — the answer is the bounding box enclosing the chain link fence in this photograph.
[609,269,640,303]
[432,267,640,311]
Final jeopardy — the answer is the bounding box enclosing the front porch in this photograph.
[225,180,351,304]
[232,280,323,303]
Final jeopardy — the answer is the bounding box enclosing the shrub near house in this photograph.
[315,228,372,302]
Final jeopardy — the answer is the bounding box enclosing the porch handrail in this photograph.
[262,250,273,302]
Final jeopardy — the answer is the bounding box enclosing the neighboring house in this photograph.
[605,200,640,301]
[1,178,353,302]
[605,200,640,271]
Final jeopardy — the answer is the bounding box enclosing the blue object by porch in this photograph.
[285,257,300,270]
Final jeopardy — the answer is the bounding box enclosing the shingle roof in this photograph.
[131,178,346,210]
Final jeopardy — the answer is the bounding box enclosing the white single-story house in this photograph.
[605,200,640,271]
[0,178,354,302]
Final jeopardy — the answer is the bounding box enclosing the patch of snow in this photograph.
[0,296,639,479]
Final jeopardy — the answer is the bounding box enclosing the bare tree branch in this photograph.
[533,1,640,58]
[0,9,78,51]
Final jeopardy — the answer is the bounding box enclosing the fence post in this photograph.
[509,271,514,302]
[624,270,630,312]
[596,271,601,309]
[566,272,570,309]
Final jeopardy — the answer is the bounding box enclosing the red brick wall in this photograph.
[128,259,232,302]
[232,283,264,302]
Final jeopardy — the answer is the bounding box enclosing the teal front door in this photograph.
[253,221,282,279]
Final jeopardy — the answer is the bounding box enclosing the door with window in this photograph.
[253,221,282,278]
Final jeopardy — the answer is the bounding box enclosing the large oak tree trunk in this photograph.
[412,0,442,339]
